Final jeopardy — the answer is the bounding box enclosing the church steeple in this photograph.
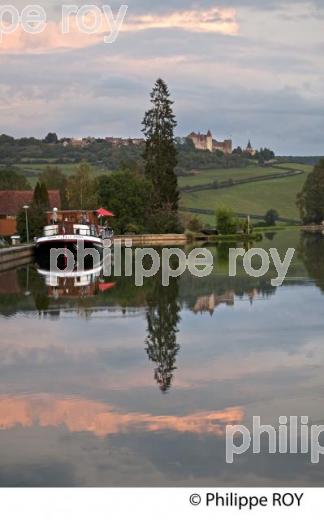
[245,139,256,156]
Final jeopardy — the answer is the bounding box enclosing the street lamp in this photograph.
[23,205,30,243]
[24,264,31,297]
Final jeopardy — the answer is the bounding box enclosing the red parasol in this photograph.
[98,282,116,293]
[96,208,115,217]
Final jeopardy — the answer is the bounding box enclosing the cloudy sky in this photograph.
[0,0,323,154]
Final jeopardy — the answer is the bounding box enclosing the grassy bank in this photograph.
[178,164,285,188]
[11,161,111,187]
[180,162,312,225]
[189,232,263,243]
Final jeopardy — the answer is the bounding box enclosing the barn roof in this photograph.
[0,190,61,216]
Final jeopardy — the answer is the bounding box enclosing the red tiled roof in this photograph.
[0,190,61,216]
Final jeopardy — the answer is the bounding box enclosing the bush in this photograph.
[125,223,142,234]
[215,207,238,235]
[297,159,324,223]
[264,209,279,226]
[180,214,203,233]
[188,216,203,232]
[97,170,151,235]
[16,207,46,241]
[148,208,184,234]
[185,230,195,242]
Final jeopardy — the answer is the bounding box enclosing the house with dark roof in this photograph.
[0,190,61,237]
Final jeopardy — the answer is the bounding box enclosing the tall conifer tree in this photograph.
[142,79,180,232]
[32,181,49,210]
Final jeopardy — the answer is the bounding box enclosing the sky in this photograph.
[0,0,323,154]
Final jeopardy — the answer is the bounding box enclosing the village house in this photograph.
[0,190,61,237]
[105,136,145,147]
[62,138,93,148]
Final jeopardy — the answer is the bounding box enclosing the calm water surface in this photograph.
[1,230,324,486]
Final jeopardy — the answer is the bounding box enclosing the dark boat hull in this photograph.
[35,237,103,270]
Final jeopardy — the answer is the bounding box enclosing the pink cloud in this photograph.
[124,7,239,34]
[0,7,239,54]
[0,394,244,438]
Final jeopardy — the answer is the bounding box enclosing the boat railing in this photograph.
[44,223,99,237]
[44,225,59,237]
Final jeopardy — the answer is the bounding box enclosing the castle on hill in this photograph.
[187,130,232,154]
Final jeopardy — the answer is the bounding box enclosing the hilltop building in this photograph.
[62,138,95,148]
[105,137,145,147]
[245,140,257,156]
[187,130,232,154]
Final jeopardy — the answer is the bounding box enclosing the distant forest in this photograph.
[1,132,315,176]
[278,156,321,166]
[0,133,256,174]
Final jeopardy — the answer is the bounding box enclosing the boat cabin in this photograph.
[46,209,99,226]
[44,209,113,239]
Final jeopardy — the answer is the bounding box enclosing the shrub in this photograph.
[215,207,238,235]
[264,209,279,226]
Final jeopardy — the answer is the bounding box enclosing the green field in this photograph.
[178,164,287,188]
[180,162,313,224]
[179,162,312,188]
[14,162,111,187]
[3,157,313,223]
[277,162,312,173]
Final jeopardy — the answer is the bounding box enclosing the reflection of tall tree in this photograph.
[300,234,324,292]
[145,276,181,393]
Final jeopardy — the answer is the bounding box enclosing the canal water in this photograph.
[1,230,324,486]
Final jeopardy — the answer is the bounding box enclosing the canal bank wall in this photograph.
[301,225,324,233]
[114,234,188,246]
[0,244,35,272]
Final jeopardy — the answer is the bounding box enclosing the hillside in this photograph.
[180,162,312,225]
[0,133,315,225]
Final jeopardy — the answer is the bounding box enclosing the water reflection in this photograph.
[37,264,103,298]
[0,247,281,318]
[0,394,243,438]
[145,275,181,393]
[1,231,324,485]
[300,233,324,291]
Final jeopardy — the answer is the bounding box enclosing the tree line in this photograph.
[15,79,181,237]
[0,135,251,174]
[297,158,324,224]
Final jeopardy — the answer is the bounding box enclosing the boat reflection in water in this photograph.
[36,264,116,300]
